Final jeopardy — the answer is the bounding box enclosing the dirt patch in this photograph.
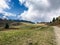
[53,26,60,45]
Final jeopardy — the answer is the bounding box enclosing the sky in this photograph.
[0,0,60,22]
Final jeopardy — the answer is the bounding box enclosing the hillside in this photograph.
[50,16,60,26]
[0,23,56,45]
[0,18,34,27]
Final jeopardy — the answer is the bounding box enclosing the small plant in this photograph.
[29,42,33,45]
[5,23,9,29]
[34,42,38,45]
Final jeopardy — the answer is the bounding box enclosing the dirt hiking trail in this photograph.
[53,26,60,45]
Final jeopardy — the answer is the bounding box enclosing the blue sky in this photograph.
[5,0,28,15]
[4,0,28,19]
[0,0,60,22]
[0,0,28,20]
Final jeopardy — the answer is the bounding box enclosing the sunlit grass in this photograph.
[0,24,56,45]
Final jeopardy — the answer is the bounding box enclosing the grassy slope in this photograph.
[0,24,56,45]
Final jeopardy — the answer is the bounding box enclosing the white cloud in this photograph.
[0,0,10,10]
[0,0,11,14]
[3,12,16,17]
[19,0,60,22]
[2,16,8,19]
[0,0,16,19]
[1,11,16,19]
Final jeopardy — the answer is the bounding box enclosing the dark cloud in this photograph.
[49,0,60,10]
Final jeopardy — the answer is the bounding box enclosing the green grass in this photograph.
[0,24,56,45]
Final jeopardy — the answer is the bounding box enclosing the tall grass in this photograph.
[0,24,56,45]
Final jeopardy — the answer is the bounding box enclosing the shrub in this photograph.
[5,23,9,29]
[52,18,56,22]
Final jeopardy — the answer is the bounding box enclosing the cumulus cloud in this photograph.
[18,0,60,22]
[0,11,16,19]
[0,0,11,10]
[0,0,16,19]
[0,0,10,14]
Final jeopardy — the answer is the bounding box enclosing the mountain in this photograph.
[13,20,34,24]
[0,18,34,27]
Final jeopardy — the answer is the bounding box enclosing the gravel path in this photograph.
[53,26,60,45]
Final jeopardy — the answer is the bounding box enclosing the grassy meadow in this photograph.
[0,23,56,45]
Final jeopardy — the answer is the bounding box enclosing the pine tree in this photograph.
[5,23,9,29]
[52,18,56,22]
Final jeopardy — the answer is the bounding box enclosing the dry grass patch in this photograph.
[0,24,56,45]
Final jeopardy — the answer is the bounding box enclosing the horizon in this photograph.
[0,0,60,22]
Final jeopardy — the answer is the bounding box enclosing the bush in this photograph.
[52,18,56,22]
[5,23,9,29]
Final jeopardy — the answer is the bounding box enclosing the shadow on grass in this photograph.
[0,28,20,31]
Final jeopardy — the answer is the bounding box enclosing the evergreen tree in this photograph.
[5,23,9,29]
[52,18,56,22]
[56,18,59,21]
